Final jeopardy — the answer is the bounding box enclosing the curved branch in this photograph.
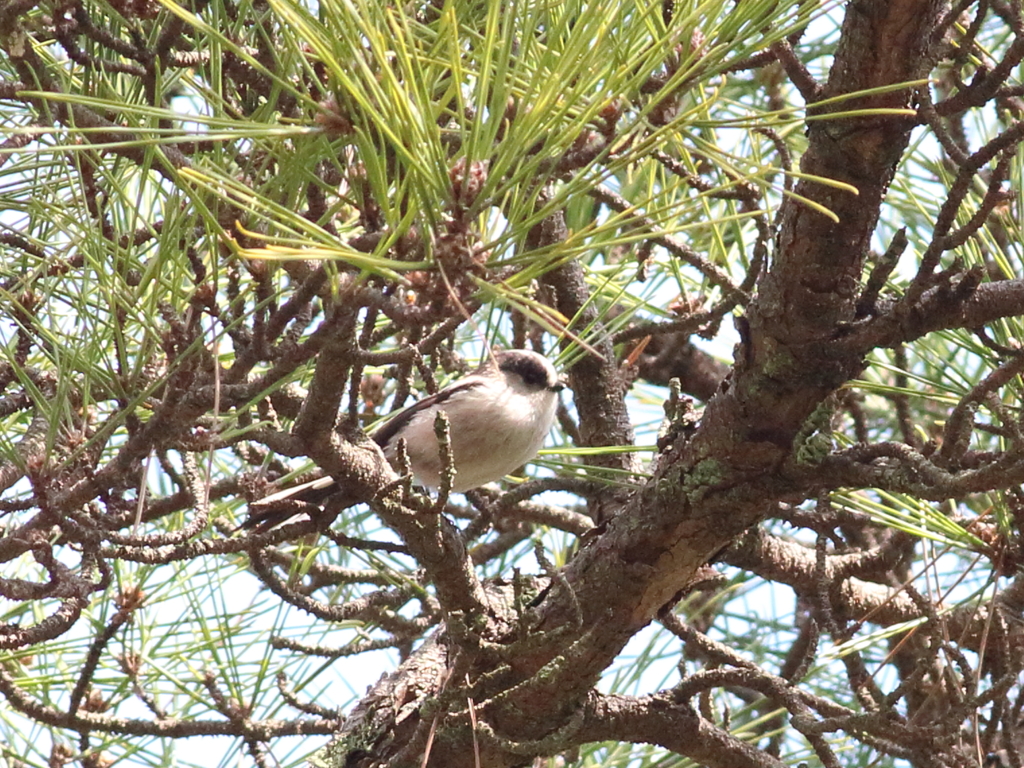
[581,692,787,768]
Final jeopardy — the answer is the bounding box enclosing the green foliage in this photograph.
[3,0,1024,767]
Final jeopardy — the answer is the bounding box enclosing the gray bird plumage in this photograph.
[240,349,563,531]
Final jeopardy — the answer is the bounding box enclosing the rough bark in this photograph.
[320,2,964,767]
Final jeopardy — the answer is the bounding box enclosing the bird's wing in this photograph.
[371,378,483,448]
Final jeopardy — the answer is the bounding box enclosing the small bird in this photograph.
[241,349,564,530]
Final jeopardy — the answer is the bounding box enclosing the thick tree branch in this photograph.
[839,277,1024,353]
[581,692,788,768]
[465,1,956,756]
